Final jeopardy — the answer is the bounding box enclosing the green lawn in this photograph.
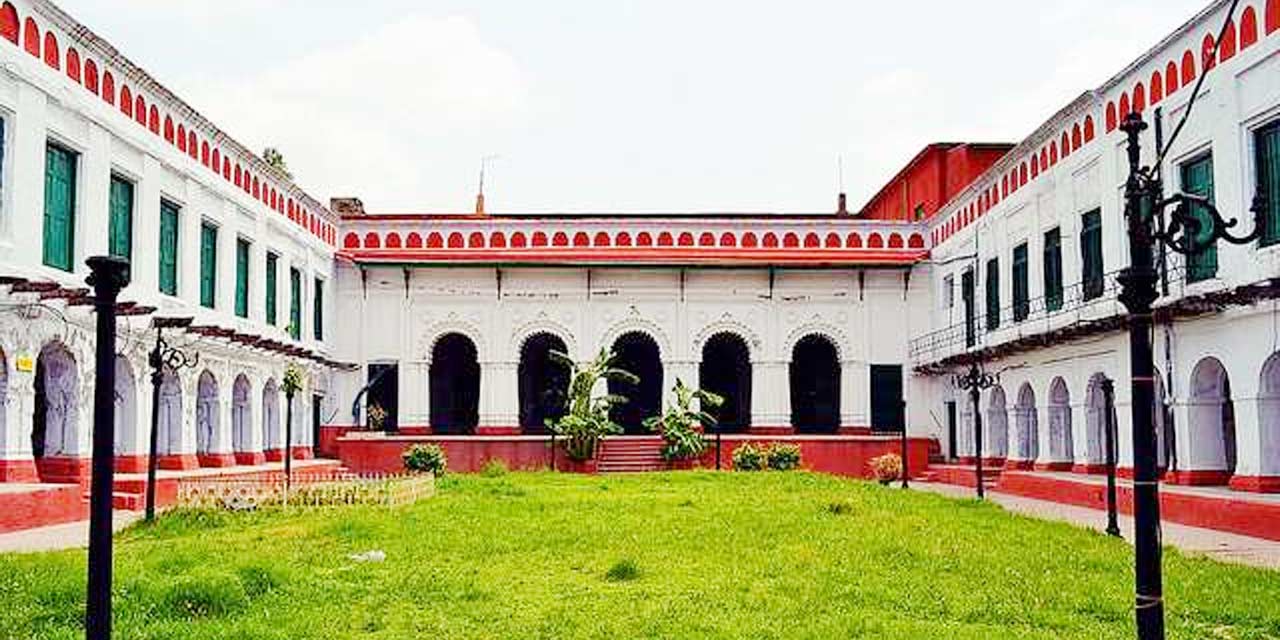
[1,471,1277,639]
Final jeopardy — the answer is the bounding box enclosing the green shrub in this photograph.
[604,559,640,582]
[159,570,249,619]
[766,443,802,471]
[480,459,509,477]
[235,564,289,598]
[402,444,448,476]
[731,443,766,471]
[644,379,720,462]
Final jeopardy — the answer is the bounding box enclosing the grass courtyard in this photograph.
[1,471,1278,639]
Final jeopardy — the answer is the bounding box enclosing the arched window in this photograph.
[113,356,137,459]
[790,334,840,433]
[1046,377,1073,468]
[32,343,80,481]
[429,334,480,434]
[985,386,1009,463]
[699,333,752,433]
[1188,357,1236,482]
[1083,374,1115,472]
[1181,49,1197,86]
[232,375,254,463]
[196,370,221,466]
[1013,383,1039,466]
[1241,7,1260,48]
[609,332,663,434]
[518,333,570,433]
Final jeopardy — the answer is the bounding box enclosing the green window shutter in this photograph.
[289,267,301,340]
[1181,154,1217,282]
[42,144,76,271]
[313,277,324,341]
[985,257,1000,331]
[265,253,278,325]
[1080,209,1104,300]
[158,201,179,295]
[107,176,133,260]
[1043,228,1063,311]
[200,223,217,308]
[1013,243,1029,322]
[235,239,250,318]
[961,269,975,348]
[1256,121,1280,247]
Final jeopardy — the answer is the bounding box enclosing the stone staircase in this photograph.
[918,463,1003,490]
[598,436,666,473]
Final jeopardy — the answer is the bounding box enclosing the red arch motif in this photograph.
[741,232,757,248]
[385,233,402,249]
[83,58,98,95]
[868,233,884,249]
[719,232,736,247]
[0,3,16,45]
[1219,19,1237,62]
[42,31,57,69]
[343,233,360,249]
[908,233,925,249]
[636,232,653,247]
[573,232,589,247]
[803,232,820,248]
[762,232,779,248]
[1241,7,1260,47]
[1268,0,1280,34]
[22,17,37,57]
[1165,61,1180,96]
[65,46,79,82]
[616,232,632,246]
[1132,82,1146,113]
[596,231,613,247]
[1149,71,1164,104]
[428,233,444,249]
[101,70,114,105]
[553,232,569,247]
[1202,34,1217,71]
[490,232,507,248]
[1181,50,1197,86]
[698,232,714,247]
[363,232,381,249]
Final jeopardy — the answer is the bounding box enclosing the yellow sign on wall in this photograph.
[15,354,33,373]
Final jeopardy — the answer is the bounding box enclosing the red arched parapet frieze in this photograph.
[824,232,841,248]
[908,233,925,249]
[65,46,79,82]
[363,232,381,249]
[427,232,444,248]
[1105,101,1117,132]
[509,232,527,248]
[888,233,905,249]
[163,116,174,143]
[868,233,884,249]
[553,231,570,247]
[572,231,589,247]
[1149,71,1163,104]
[22,17,37,57]
[343,233,360,249]
[42,31,57,69]
[675,232,692,246]
[119,86,134,119]
[101,70,114,105]
[1181,49,1196,86]
[594,231,612,247]
[741,232,758,248]
[1219,19,1237,62]
[1268,0,1280,34]
[407,232,424,248]
[803,232,820,248]
[698,232,715,247]
[636,231,653,246]
[447,232,465,248]
[0,3,16,45]
[616,231,633,246]
[1201,34,1217,71]
[490,231,507,248]
[532,231,549,247]
[762,232,779,248]
[385,232,402,249]
[469,231,486,248]
[719,232,736,247]
[1241,7,1259,47]
[83,58,98,95]
[782,232,799,248]
[1133,82,1146,113]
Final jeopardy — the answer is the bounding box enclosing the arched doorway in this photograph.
[1190,357,1235,481]
[1014,383,1039,464]
[429,333,480,434]
[790,334,840,433]
[985,386,1008,462]
[608,332,663,434]
[196,370,220,465]
[1083,373,1112,470]
[262,379,280,455]
[1257,354,1280,481]
[699,332,752,433]
[113,355,137,457]
[518,333,569,434]
[156,368,182,457]
[232,375,252,459]
[1047,377,1073,466]
[32,343,79,476]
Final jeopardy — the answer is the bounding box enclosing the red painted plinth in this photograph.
[291,447,314,460]
[1165,469,1232,486]
[398,426,433,436]
[1033,461,1074,471]
[1004,459,1036,471]
[234,452,267,466]
[263,449,284,462]
[0,484,87,533]
[475,426,522,436]
[158,454,199,470]
[957,456,976,465]
[318,426,360,458]
[1071,463,1108,475]
[747,426,795,436]
[837,426,873,436]
[36,457,91,485]
[556,457,599,474]
[983,457,1006,468]
[0,459,39,483]
[707,435,934,479]
[997,471,1280,541]
[197,453,238,468]
[1228,475,1280,493]
[113,455,149,474]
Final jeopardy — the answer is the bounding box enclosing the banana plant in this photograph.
[644,379,724,461]
[547,348,638,460]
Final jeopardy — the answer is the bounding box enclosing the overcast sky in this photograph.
[60,0,1207,213]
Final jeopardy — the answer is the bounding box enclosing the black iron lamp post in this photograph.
[282,364,304,497]
[85,255,130,640]
[1117,111,1265,640]
[144,320,198,522]
[1101,377,1121,538]
[953,362,998,499]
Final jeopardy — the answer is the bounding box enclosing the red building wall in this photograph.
[860,142,1013,222]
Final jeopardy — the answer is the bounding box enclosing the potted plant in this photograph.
[870,453,903,485]
[402,443,448,477]
[366,403,388,431]
[547,348,636,473]
[644,379,722,470]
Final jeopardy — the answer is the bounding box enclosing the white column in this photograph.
[79,125,111,261]
[841,359,865,429]
[480,360,518,428]
[666,359,697,407]
[1231,396,1262,479]
[753,360,788,428]
[402,360,428,429]
[1070,400,1090,465]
